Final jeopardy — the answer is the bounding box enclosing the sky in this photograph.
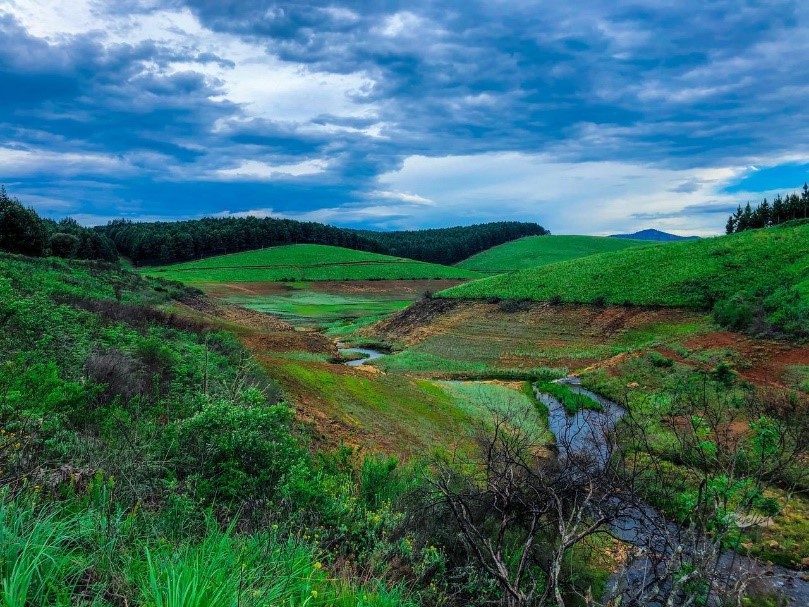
[1,1,809,236]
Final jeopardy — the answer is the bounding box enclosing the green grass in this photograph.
[0,498,79,607]
[144,244,481,282]
[266,358,478,454]
[372,349,565,381]
[223,287,412,332]
[434,381,553,441]
[455,235,651,273]
[785,365,809,392]
[443,222,809,335]
[534,381,602,414]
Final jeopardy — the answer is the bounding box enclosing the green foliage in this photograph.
[712,294,755,331]
[456,234,649,273]
[726,184,809,233]
[360,455,416,511]
[649,352,674,368]
[356,222,549,266]
[0,186,46,257]
[442,222,809,338]
[145,244,481,282]
[0,186,116,261]
[103,215,545,266]
[48,232,80,258]
[173,399,302,503]
[0,497,79,607]
[0,253,424,606]
[534,381,602,414]
[44,218,117,261]
[709,362,737,387]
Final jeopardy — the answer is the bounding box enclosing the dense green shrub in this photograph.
[713,295,756,332]
[0,253,431,606]
[649,352,674,368]
[0,187,46,257]
[174,398,302,503]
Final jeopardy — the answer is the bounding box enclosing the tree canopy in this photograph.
[726,183,809,233]
[99,217,547,266]
[0,186,117,261]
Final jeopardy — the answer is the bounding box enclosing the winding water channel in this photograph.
[336,343,385,366]
[536,378,809,605]
[335,348,808,602]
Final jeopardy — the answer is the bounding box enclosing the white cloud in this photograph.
[376,152,766,235]
[376,12,425,38]
[366,190,434,205]
[0,146,129,176]
[274,204,412,225]
[5,1,379,124]
[213,159,329,180]
[213,208,277,218]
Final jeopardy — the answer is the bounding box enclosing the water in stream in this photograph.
[535,377,809,605]
[336,342,385,366]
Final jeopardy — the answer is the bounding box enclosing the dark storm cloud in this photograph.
[2,1,809,230]
[173,0,809,165]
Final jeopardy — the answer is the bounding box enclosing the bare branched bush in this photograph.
[422,382,809,607]
[84,349,147,406]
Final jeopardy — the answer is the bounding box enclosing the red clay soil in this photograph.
[256,355,407,455]
[174,294,335,354]
[683,332,809,387]
[197,279,469,299]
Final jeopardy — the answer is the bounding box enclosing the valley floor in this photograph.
[182,279,809,577]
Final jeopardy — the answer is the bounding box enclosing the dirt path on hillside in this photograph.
[175,294,336,354]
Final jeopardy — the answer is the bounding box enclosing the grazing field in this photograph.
[144,244,481,282]
[443,222,809,336]
[368,299,712,377]
[434,381,553,441]
[256,357,548,455]
[456,234,650,272]
[200,279,463,335]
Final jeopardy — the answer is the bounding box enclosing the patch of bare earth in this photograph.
[175,294,335,355]
[195,279,469,300]
[683,332,809,388]
[371,299,701,348]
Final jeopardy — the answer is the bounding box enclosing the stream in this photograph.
[535,377,809,605]
[336,342,385,367]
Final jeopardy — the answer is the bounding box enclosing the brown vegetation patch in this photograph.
[372,299,703,348]
[177,293,291,331]
[172,293,335,355]
[684,332,809,388]
[369,297,465,345]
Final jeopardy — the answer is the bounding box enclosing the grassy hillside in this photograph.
[0,253,428,605]
[443,222,809,337]
[456,235,650,272]
[145,244,481,282]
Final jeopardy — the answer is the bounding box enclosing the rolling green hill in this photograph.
[144,244,482,282]
[456,235,650,273]
[442,222,809,336]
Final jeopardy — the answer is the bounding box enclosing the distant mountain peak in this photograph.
[609,229,699,242]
